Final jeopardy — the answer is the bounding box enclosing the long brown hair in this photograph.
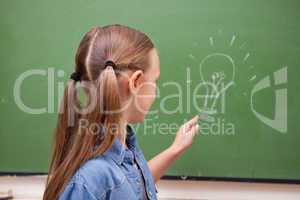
[43,24,154,200]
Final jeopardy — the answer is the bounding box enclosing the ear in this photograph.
[128,70,144,95]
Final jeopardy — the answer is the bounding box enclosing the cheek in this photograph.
[136,83,157,111]
[144,83,157,104]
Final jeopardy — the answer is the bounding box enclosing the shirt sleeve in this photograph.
[58,182,99,200]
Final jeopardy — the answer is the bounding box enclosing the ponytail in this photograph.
[92,65,124,156]
[44,79,81,198]
[48,79,80,173]
[44,67,125,200]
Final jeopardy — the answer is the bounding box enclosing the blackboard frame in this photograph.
[1,172,300,185]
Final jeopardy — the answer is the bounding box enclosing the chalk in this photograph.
[198,113,215,122]
[180,175,188,180]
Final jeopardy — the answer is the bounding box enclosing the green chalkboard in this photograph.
[1,0,299,181]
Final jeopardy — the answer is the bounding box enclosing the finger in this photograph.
[188,124,200,137]
[185,124,199,139]
[181,115,199,132]
[185,115,199,129]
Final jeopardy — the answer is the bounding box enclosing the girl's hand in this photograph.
[169,115,200,155]
[148,115,200,182]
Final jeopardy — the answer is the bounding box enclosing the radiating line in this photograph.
[230,35,236,46]
[249,75,256,81]
[209,37,214,46]
[243,53,250,62]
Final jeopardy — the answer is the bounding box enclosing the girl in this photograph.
[43,24,200,200]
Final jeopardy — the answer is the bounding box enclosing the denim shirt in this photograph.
[58,124,158,200]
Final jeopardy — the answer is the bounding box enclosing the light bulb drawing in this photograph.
[189,32,252,125]
[199,53,235,116]
[188,31,286,135]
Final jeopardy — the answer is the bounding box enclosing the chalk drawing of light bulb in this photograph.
[199,53,235,116]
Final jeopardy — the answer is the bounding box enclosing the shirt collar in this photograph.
[103,124,138,165]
